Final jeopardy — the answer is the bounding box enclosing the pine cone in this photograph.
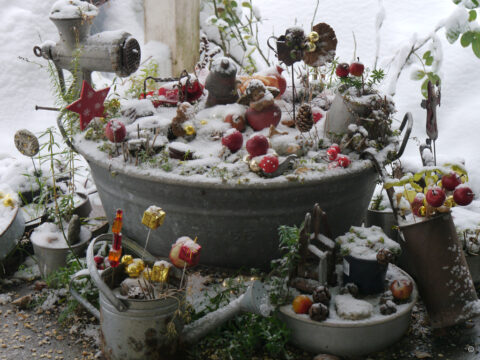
[296,104,314,132]
[312,286,331,306]
[377,248,395,265]
[380,300,397,315]
[339,283,359,297]
[309,302,329,322]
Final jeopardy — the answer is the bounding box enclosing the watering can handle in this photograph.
[267,36,278,55]
[69,272,101,320]
[392,112,413,161]
[87,234,129,312]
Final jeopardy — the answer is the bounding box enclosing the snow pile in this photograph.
[50,0,98,19]
[336,225,401,260]
[334,294,373,320]
[30,222,90,249]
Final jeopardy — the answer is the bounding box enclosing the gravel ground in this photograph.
[1,268,480,360]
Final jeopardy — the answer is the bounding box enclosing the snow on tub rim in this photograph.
[73,135,378,269]
[278,265,418,357]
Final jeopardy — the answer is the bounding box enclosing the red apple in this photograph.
[453,185,474,206]
[330,143,341,153]
[246,134,269,157]
[292,295,313,314]
[221,129,243,153]
[246,103,282,131]
[105,119,126,143]
[411,193,425,216]
[337,155,351,168]
[390,279,413,301]
[169,236,201,268]
[442,172,462,191]
[335,63,350,78]
[327,147,338,161]
[349,60,365,77]
[426,186,446,208]
[313,110,323,123]
[224,113,246,132]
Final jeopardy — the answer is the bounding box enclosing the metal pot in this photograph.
[278,264,417,357]
[78,147,377,269]
[399,213,478,328]
[343,255,387,295]
[324,93,371,141]
[31,225,90,278]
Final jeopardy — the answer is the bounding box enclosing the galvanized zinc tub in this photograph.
[78,148,376,269]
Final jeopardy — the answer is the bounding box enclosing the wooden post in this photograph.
[144,0,200,75]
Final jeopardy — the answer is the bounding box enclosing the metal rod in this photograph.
[35,105,60,112]
[433,140,437,166]
[291,65,296,123]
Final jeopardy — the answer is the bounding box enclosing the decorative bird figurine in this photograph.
[237,65,287,98]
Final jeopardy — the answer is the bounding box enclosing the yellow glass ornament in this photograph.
[200,120,208,125]
[419,206,426,217]
[184,125,196,136]
[308,31,320,42]
[3,194,15,208]
[121,255,133,266]
[445,195,456,208]
[126,263,142,278]
[305,41,316,52]
[141,206,166,230]
[249,159,260,172]
[133,258,145,272]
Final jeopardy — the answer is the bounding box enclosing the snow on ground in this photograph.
[0,0,479,221]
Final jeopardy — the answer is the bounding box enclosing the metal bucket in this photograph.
[343,255,387,295]
[31,228,90,278]
[72,235,185,360]
[77,148,377,269]
[399,213,478,328]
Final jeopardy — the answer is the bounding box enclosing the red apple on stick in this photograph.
[453,186,474,206]
[426,187,446,208]
[246,134,269,157]
[441,172,462,191]
[349,59,365,77]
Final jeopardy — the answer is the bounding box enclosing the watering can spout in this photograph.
[181,281,272,344]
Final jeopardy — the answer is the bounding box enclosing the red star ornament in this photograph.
[66,81,110,131]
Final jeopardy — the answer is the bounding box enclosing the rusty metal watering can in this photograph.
[363,113,478,328]
[70,234,271,360]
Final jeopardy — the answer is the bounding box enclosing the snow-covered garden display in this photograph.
[3,0,480,359]
[30,0,410,269]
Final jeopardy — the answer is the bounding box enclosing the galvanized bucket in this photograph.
[77,147,377,269]
[72,234,185,360]
[399,213,478,328]
[32,227,90,278]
